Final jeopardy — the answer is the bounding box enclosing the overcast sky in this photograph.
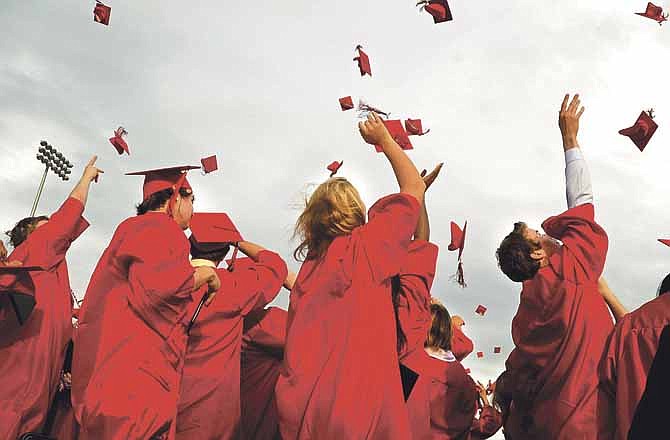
[2,2,670,436]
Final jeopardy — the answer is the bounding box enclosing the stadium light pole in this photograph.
[31,140,73,216]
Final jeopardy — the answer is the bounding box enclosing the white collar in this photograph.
[425,347,457,362]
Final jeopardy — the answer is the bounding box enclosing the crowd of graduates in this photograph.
[0,94,668,440]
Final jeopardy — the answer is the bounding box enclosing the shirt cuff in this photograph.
[564,147,583,165]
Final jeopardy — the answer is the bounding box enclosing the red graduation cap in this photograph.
[190,212,243,271]
[659,239,670,247]
[417,0,453,24]
[353,45,372,77]
[201,155,218,174]
[448,221,467,287]
[619,109,658,152]
[374,120,413,152]
[494,346,502,354]
[93,1,111,26]
[109,127,129,155]
[339,96,355,111]
[476,351,484,358]
[475,304,487,316]
[0,264,42,325]
[405,119,431,136]
[635,2,668,24]
[327,160,343,177]
[126,165,199,218]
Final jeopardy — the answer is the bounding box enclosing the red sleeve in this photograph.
[471,406,503,439]
[116,219,195,337]
[223,251,288,316]
[597,324,619,439]
[20,197,89,270]
[541,203,608,282]
[399,240,439,293]
[359,193,421,283]
[451,325,474,361]
[243,307,288,352]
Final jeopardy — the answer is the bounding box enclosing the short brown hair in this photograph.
[426,302,452,351]
[6,216,49,248]
[496,222,541,282]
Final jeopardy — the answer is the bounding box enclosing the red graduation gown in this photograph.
[413,349,478,440]
[240,306,288,440]
[504,203,612,439]
[451,325,474,362]
[0,197,88,439]
[395,240,438,440]
[72,211,195,440]
[176,252,287,440]
[276,193,420,440]
[470,406,503,439]
[597,293,670,440]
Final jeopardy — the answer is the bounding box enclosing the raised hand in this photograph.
[0,241,7,261]
[358,112,392,146]
[83,155,104,183]
[559,94,585,151]
[423,162,444,191]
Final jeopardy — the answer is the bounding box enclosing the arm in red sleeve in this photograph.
[226,251,288,316]
[243,307,288,353]
[541,203,608,281]
[22,197,89,270]
[359,193,421,283]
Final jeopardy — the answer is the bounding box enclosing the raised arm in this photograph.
[359,112,426,203]
[597,276,628,322]
[69,155,104,207]
[559,94,593,209]
[414,163,444,241]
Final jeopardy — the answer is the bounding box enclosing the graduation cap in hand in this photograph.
[448,221,467,287]
[0,265,43,325]
[200,155,218,174]
[619,109,658,152]
[93,1,111,26]
[109,127,129,155]
[327,161,343,177]
[635,2,668,25]
[374,120,413,152]
[353,45,372,77]
[417,0,453,24]
[475,304,487,316]
[659,239,670,247]
[405,119,430,136]
[339,96,355,111]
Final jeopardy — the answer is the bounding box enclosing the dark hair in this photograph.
[426,302,452,351]
[496,222,542,282]
[189,235,230,264]
[136,188,192,215]
[6,216,50,248]
[391,276,407,354]
[658,273,670,297]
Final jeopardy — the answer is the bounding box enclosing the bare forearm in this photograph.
[284,270,297,291]
[378,137,425,203]
[238,241,266,262]
[598,278,628,322]
[414,202,429,241]
[68,177,92,206]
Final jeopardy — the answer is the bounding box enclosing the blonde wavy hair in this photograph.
[293,178,366,261]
